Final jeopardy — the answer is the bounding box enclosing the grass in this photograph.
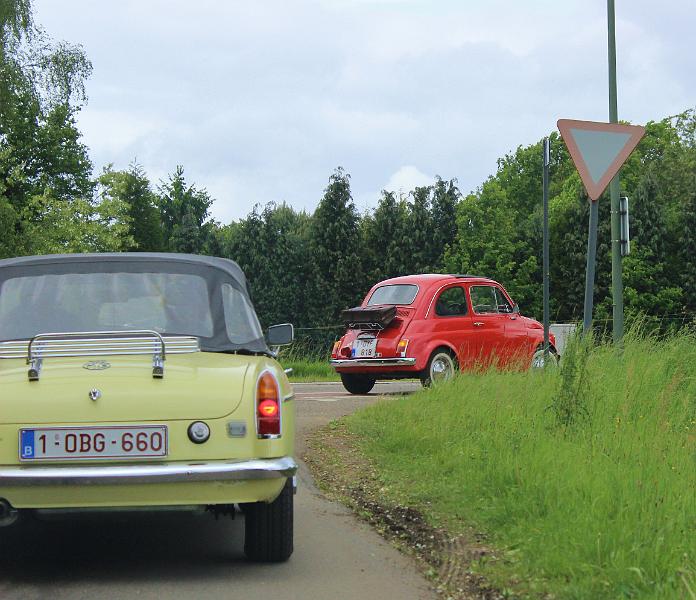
[275,334,340,382]
[345,330,696,599]
[282,358,339,382]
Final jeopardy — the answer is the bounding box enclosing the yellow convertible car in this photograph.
[0,253,297,561]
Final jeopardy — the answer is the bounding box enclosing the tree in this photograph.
[0,0,94,259]
[361,190,410,283]
[406,185,435,272]
[99,163,164,251]
[430,177,460,268]
[310,167,364,323]
[158,166,213,254]
[678,182,696,312]
[21,189,133,253]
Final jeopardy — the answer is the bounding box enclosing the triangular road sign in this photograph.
[557,119,645,201]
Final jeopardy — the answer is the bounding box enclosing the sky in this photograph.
[33,0,696,223]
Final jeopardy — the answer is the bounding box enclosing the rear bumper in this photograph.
[0,456,297,486]
[331,357,417,369]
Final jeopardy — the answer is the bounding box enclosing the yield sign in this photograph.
[557,119,645,201]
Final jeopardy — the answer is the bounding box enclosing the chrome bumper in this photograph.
[0,457,297,486]
[330,357,417,368]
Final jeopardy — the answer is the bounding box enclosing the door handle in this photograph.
[474,322,484,327]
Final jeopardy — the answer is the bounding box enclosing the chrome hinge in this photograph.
[152,353,164,379]
[28,357,43,382]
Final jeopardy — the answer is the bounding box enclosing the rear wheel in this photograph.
[420,349,458,387]
[340,373,376,394]
[243,478,294,562]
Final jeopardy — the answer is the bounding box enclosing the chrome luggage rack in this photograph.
[0,330,200,382]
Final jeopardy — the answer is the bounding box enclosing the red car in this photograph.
[330,274,557,394]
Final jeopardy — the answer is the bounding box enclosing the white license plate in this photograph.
[352,338,377,358]
[19,426,168,461]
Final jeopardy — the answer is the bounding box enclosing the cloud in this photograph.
[384,165,433,195]
[34,0,696,221]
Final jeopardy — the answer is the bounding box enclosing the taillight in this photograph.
[331,340,341,358]
[256,372,281,438]
[397,339,409,357]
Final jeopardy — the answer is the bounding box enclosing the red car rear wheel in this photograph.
[340,373,376,395]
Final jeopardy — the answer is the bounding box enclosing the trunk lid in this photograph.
[0,352,249,425]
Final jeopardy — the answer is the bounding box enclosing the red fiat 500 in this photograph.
[330,274,557,394]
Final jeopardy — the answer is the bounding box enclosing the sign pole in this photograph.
[542,138,550,360]
[583,200,598,335]
[608,0,624,342]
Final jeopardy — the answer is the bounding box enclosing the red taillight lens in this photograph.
[397,339,409,357]
[331,341,341,358]
[257,372,281,437]
[258,399,279,417]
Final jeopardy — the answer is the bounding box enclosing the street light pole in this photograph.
[608,0,624,342]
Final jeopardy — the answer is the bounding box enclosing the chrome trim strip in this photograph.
[283,392,295,403]
[0,457,298,486]
[330,357,417,368]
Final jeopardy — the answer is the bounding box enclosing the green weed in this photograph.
[347,331,696,598]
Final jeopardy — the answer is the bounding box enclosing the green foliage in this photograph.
[310,167,365,323]
[158,165,214,254]
[221,202,318,327]
[98,162,164,252]
[678,183,696,311]
[360,190,410,282]
[348,332,696,598]
[21,189,133,253]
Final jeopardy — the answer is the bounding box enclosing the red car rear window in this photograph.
[367,284,418,306]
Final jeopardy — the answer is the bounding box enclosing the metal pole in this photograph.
[583,200,599,335]
[543,138,550,359]
[608,0,624,342]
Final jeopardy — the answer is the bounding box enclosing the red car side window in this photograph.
[435,286,468,317]
[469,285,498,314]
[494,287,514,314]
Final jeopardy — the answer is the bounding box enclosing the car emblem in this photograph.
[88,389,102,401]
[83,361,111,371]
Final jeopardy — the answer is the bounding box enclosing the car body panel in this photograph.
[0,353,251,424]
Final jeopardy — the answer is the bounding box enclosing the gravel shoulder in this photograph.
[303,418,503,600]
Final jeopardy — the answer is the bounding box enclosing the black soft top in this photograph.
[0,253,269,354]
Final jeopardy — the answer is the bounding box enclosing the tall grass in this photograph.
[276,334,340,381]
[348,330,696,598]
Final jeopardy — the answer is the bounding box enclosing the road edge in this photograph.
[303,420,504,600]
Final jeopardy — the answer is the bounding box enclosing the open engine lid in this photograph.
[341,305,397,330]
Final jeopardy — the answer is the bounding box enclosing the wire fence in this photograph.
[280,313,696,361]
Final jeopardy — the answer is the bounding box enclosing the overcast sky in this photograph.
[34,0,695,223]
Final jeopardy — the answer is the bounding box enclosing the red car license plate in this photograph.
[352,338,377,358]
[19,426,168,461]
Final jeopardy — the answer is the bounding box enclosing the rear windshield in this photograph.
[367,284,418,306]
[0,272,219,341]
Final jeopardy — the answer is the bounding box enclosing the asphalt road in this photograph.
[0,381,430,600]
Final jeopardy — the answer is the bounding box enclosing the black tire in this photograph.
[420,348,458,387]
[243,478,294,562]
[340,373,376,395]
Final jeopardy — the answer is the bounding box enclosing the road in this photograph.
[0,381,430,600]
